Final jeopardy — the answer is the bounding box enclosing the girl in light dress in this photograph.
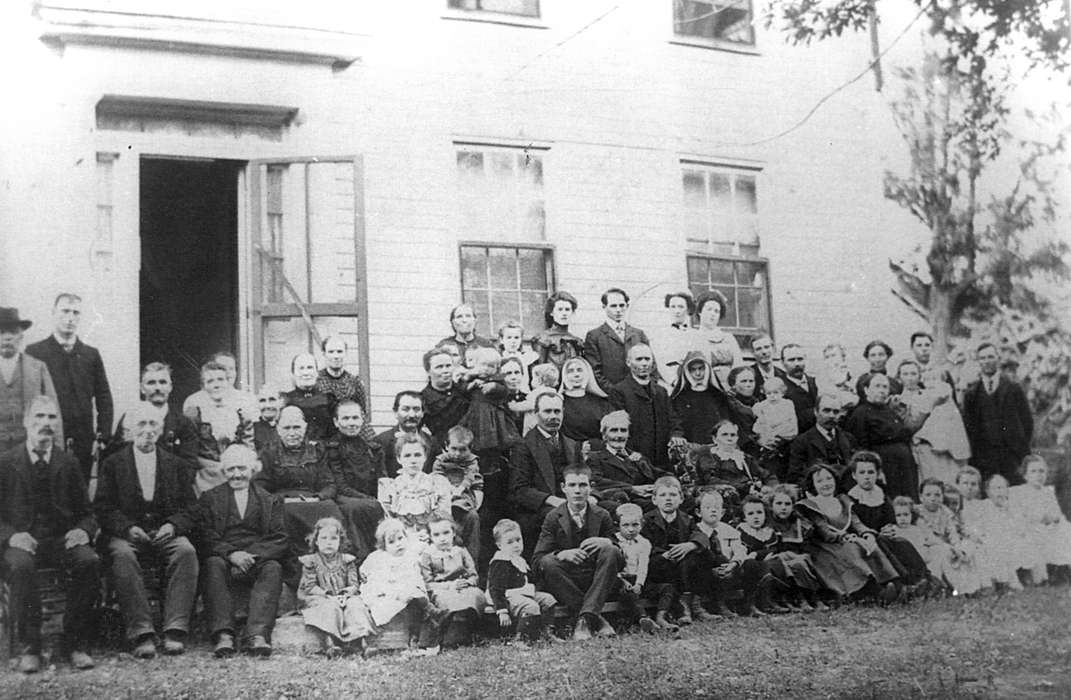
[379,435,452,546]
[1009,454,1071,584]
[958,471,1032,590]
[913,479,984,595]
[419,517,487,645]
[298,517,376,657]
[896,361,971,485]
[360,518,447,655]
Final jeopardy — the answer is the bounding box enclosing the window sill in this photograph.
[441,11,548,29]
[669,37,760,56]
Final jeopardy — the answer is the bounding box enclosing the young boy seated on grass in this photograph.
[641,476,715,626]
[486,519,557,644]
[431,425,483,561]
[690,489,781,617]
[613,503,664,634]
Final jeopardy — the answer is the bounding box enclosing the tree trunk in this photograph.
[929,284,956,364]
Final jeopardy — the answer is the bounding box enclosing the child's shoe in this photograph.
[675,600,693,626]
[654,610,680,633]
[710,597,739,617]
[637,615,658,634]
[684,593,718,622]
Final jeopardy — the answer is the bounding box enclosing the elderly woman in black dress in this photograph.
[558,356,612,446]
[671,350,731,445]
[845,373,919,499]
[531,291,584,370]
[439,303,496,366]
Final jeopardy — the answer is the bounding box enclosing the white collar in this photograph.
[848,484,885,507]
[26,442,53,463]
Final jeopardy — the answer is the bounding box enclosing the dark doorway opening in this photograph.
[140,157,244,403]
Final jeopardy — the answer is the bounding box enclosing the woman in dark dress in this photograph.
[725,365,761,458]
[501,356,529,435]
[845,373,920,500]
[283,352,337,442]
[671,350,732,444]
[855,339,903,401]
[438,303,495,367]
[558,357,612,445]
[692,420,774,511]
[531,291,584,370]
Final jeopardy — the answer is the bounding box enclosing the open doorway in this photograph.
[139,157,244,403]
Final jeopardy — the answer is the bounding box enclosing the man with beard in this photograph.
[420,348,470,446]
[608,344,686,470]
[586,410,662,512]
[507,392,581,554]
[328,400,385,563]
[108,362,199,468]
[0,395,99,673]
[196,444,287,658]
[374,390,437,477]
[26,294,113,480]
[787,392,857,488]
[0,307,61,452]
[775,344,819,433]
[95,402,199,658]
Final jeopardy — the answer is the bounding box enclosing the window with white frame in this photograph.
[448,0,540,18]
[456,145,545,242]
[673,0,755,46]
[460,245,553,338]
[682,162,769,347]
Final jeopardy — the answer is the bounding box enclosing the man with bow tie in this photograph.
[0,395,99,673]
[787,393,857,489]
[587,410,664,511]
[0,307,62,453]
[962,342,1033,484]
[95,401,199,659]
[27,294,113,480]
[584,288,655,392]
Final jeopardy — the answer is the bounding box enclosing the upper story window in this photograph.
[673,0,755,47]
[456,144,546,242]
[682,163,759,256]
[448,0,540,18]
[460,244,554,338]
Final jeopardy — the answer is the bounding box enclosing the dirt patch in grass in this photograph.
[5,587,1070,699]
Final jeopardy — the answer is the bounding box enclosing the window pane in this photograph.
[737,260,766,287]
[682,170,707,208]
[307,162,357,303]
[490,291,520,334]
[713,285,738,326]
[687,257,709,287]
[521,291,547,336]
[709,173,732,212]
[517,248,548,290]
[491,152,514,178]
[736,287,767,329]
[735,175,757,214]
[263,317,309,390]
[463,290,490,337]
[461,247,488,290]
[716,0,754,44]
[489,247,517,289]
[674,0,716,38]
[450,0,539,16]
[522,154,543,186]
[708,259,735,285]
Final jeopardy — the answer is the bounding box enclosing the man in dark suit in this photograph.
[584,287,653,391]
[587,410,663,511]
[107,362,199,468]
[0,395,99,673]
[0,307,62,452]
[507,392,580,551]
[196,444,288,658]
[26,293,113,480]
[962,342,1033,484]
[749,333,780,398]
[532,463,623,640]
[787,393,857,487]
[608,344,686,470]
[95,402,198,658]
[374,390,437,477]
[775,343,819,433]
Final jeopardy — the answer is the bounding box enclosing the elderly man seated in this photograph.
[95,401,199,658]
[586,410,665,512]
[0,395,98,673]
[255,405,344,583]
[532,463,624,641]
[197,445,288,658]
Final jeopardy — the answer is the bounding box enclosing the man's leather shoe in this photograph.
[213,632,236,658]
[17,653,41,674]
[133,635,157,659]
[594,614,616,637]
[246,635,272,657]
[70,650,95,670]
[162,632,185,656]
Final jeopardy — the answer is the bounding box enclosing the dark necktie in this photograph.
[32,449,48,467]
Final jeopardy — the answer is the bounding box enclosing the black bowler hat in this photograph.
[0,307,33,331]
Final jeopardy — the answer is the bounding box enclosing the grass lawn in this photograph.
[5,586,1070,699]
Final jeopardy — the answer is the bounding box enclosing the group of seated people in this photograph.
[0,287,1063,672]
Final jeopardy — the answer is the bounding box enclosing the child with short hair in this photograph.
[419,517,486,647]
[379,435,452,547]
[966,475,1031,590]
[640,477,708,627]
[431,426,483,561]
[690,490,777,617]
[517,363,561,435]
[613,503,664,634]
[767,485,829,611]
[914,478,983,595]
[1010,454,1071,584]
[737,495,820,612]
[486,519,557,644]
[889,496,958,590]
[498,320,539,369]
[752,377,799,479]
[459,347,522,459]
[359,518,447,655]
[298,517,376,657]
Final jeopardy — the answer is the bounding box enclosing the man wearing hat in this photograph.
[0,307,62,453]
[27,293,113,480]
